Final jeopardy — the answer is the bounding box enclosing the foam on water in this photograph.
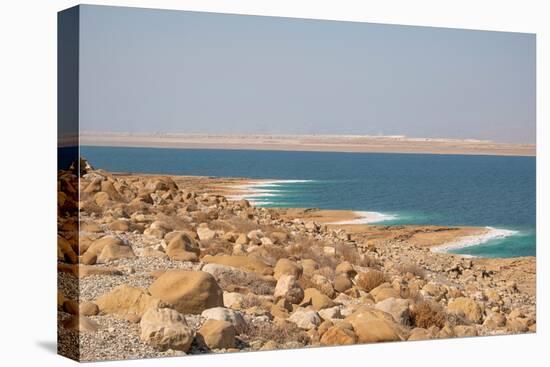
[432,226,519,255]
[329,211,398,224]
[228,179,314,206]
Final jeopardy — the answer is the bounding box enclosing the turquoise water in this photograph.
[81,146,535,258]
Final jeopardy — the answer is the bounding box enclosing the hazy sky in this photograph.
[79,5,536,143]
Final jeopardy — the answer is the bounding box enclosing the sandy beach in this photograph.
[80,133,535,157]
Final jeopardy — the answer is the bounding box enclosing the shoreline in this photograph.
[80,133,536,157]
[104,172,529,259]
[60,162,536,360]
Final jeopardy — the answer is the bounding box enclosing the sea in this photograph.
[80,146,536,258]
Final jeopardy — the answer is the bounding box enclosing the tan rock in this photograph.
[274,259,303,280]
[345,306,405,343]
[288,309,321,330]
[375,297,411,325]
[165,232,200,262]
[301,288,336,310]
[140,307,195,352]
[148,270,223,314]
[96,243,135,263]
[300,259,319,277]
[370,283,400,303]
[80,301,99,316]
[95,284,162,321]
[335,261,356,278]
[85,236,125,257]
[447,297,483,324]
[197,320,236,349]
[320,325,357,346]
[274,275,304,304]
[311,274,336,298]
[108,219,130,232]
[333,274,353,293]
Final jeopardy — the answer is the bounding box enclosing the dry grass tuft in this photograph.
[410,301,446,328]
[356,270,386,292]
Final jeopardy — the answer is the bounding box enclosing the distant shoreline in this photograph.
[80,132,535,157]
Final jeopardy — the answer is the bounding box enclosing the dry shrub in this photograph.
[335,243,374,267]
[397,263,426,279]
[410,301,446,328]
[240,293,264,309]
[356,270,386,292]
[200,239,234,256]
[80,200,106,216]
[208,220,236,232]
[260,244,289,263]
[241,321,309,345]
[216,270,275,296]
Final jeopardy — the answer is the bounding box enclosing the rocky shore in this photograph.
[57,160,536,362]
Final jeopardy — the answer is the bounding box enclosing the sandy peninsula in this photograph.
[80,132,535,157]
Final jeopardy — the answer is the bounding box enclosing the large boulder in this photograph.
[95,284,161,321]
[165,232,200,262]
[96,242,135,263]
[300,288,336,310]
[311,274,335,298]
[139,308,195,352]
[201,307,247,333]
[375,297,411,325]
[447,297,483,324]
[148,270,223,314]
[85,236,125,258]
[370,283,400,303]
[197,226,216,241]
[320,325,357,346]
[345,306,405,343]
[274,259,303,280]
[274,275,304,304]
[197,320,236,349]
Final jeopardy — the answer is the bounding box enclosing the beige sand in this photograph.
[81,133,535,156]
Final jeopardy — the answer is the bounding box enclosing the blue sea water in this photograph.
[81,146,536,258]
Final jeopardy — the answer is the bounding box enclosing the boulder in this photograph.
[300,259,319,277]
[166,232,200,262]
[96,243,135,263]
[85,236,125,258]
[335,261,356,278]
[301,288,336,310]
[95,284,161,321]
[201,307,247,333]
[274,275,304,304]
[375,297,411,325]
[408,328,431,341]
[345,306,405,343]
[274,259,303,280]
[311,274,335,298]
[318,306,343,321]
[370,283,400,303]
[197,226,216,241]
[288,309,321,330]
[447,297,483,324]
[197,320,236,349]
[140,307,195,352]
[108,219,130,232]
[148,270,223,314]
[320,325,357,346]
[333,274,353,293]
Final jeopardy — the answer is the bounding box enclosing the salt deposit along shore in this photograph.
[57,160,536,361]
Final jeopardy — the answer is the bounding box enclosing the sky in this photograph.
[79,5,536,143]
